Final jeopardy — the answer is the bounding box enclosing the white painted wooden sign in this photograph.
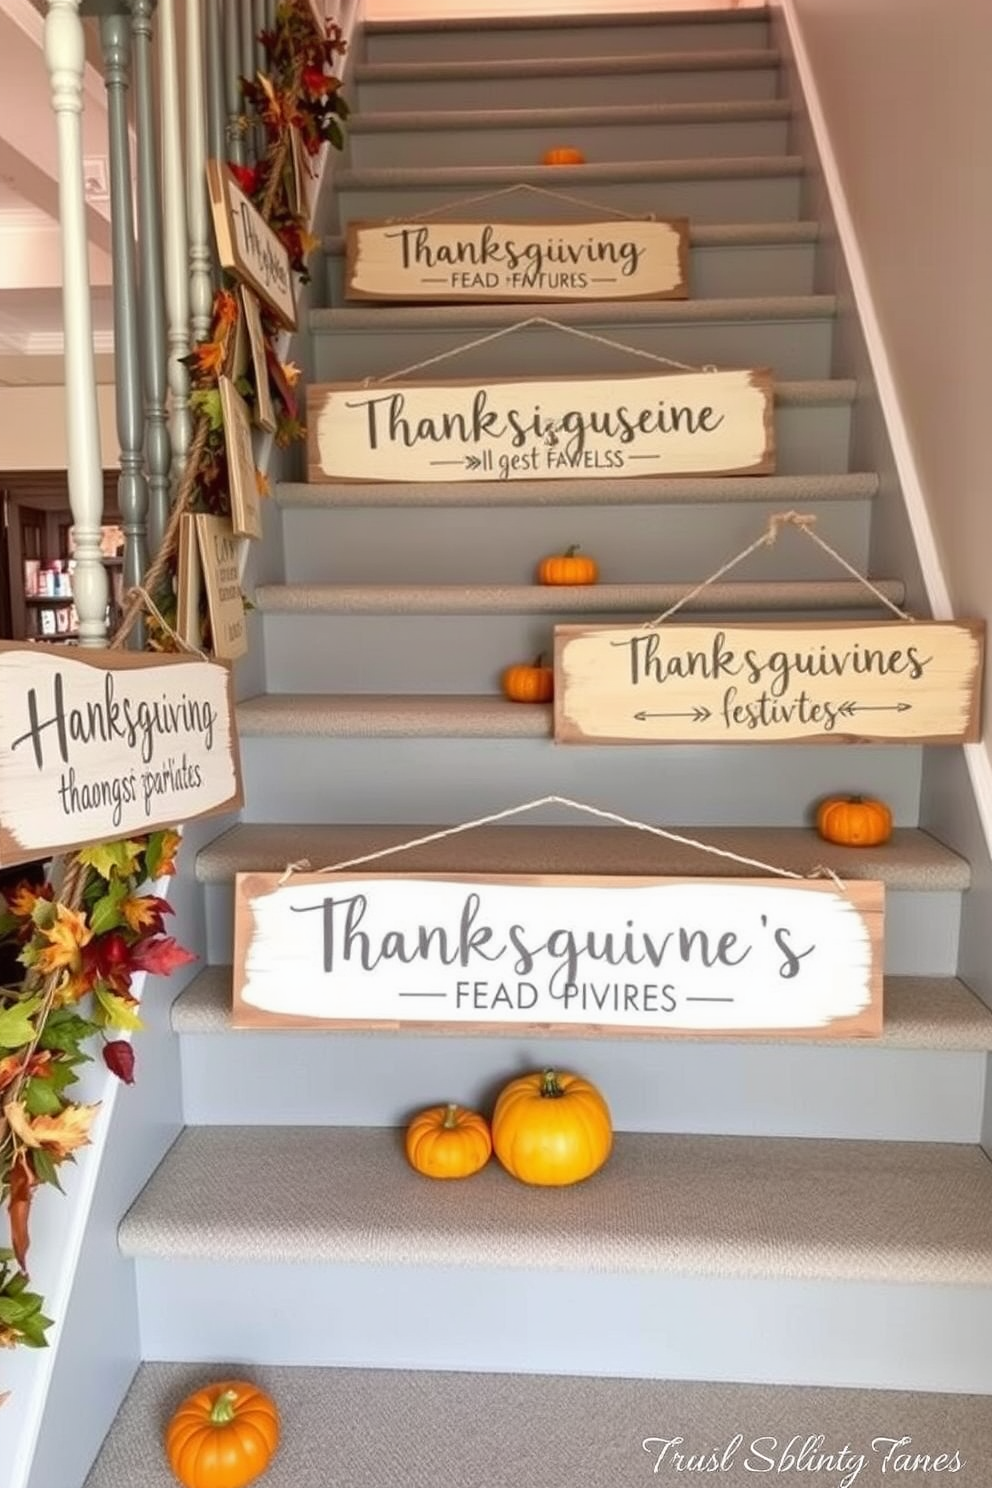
[345,219,690,302]
[219,375,262,539]
[555,619,985,745]
[0,644,243,867]
[207,159,297,329]
[233,871,883,1037]
[308,369,774,484]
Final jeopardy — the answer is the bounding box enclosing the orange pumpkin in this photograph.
[536,544,599,586]
[165,1380,279,1488]
[542,147,586,166]
[491,1068,613,1186]
[405,1102,492,1179]
[816,794,893,847]
[501,655,554,703]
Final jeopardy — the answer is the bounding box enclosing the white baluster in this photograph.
[160,0,190,473]
[187,0,212,343]
[44,0,107,646]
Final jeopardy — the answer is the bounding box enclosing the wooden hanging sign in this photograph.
[206,158,297,329]
[219,375,262,539]
[344,219,690,303]
[0,643,243,868]
[307,368,775,483]
[233,870,883,1038]
[193,514,248,662]
[554,619,985,745]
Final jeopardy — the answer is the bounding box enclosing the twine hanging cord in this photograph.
[278,794,846,893]
[387,180,658,226]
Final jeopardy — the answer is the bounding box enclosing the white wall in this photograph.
[0,385,118,470]
[367,0,762,15]
[787,0,992,732]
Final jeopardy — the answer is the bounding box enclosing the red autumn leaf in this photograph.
[102,1040,136,1085]
[8,1152,36,1271]
[302,64,328,96]
[129,936,197,977]
[228,162,261,198]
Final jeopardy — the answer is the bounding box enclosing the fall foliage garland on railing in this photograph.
[0,0,348,1353]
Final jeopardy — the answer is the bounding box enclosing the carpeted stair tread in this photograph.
[195,822,969,891]
[237,692,553,737]
[323,220,822,257]
[355,50,781,84]
[174,967,992,1050]
[81,1361,992,1488]
[118,1125,992,1284]
[367,7,772,39]
[253,578,905,615]
[278,471,879,509]
[311,297,835,330]
[337,156,802,193]
[349,98,794,134]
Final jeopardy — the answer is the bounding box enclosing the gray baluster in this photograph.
[223,0,244,166]
[100,10,147,647]
[241,0,257,165]
[205,0,226,163]
[253,0,266,74]
[187,0,213,343]
[131,0,172,556]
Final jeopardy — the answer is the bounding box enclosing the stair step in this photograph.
[354,51,783,111]
[310,300,835,381]
[195,822,968,891]
[365,8,773,63]
[253,578,905,616]
[82,1360,992,1488]
[278,471,878,510]
[334,158,803,226]
[323,220,821,301]
[347,100,793,167]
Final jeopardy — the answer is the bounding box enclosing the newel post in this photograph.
[45,0,108,646]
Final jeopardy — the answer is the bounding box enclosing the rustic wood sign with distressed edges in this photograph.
[239,288,277,433]
[0,644,243,868]
[219,376,262,539]
[308,369,774,484]
[233,870,883,1038]
[554,619,985,745]
[344,219,690,303]
[206,158,297,330]
[194,513,248,661]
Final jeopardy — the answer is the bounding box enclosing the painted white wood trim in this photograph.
[772,0,992,849]
[160,0,191,471]
[186,0,213,345]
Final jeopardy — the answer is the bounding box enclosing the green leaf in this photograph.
[89,880,129,937]
[326,118,343,151]
[23,1077,64,1117]
[0,909,21,938]
[94,986,144,1032]
[77,840,143,883]
[190,389,224,432]
[0,1295,37,1324]
[31,899,56,931]
[30,1148,63,1191]
[38,1013,98,1054]
[0,997,43,1050]
[16,1311,53,1347]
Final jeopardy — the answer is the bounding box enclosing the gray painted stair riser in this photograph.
[347,115,792,169]
[178,1032,985,1143]
[355,61,782,112]
[363,16,773,64]
[237,737,922,827]
[334,171,801,226]
[132,1257,992,1393]
[325,235,819,303]
[200,882,960,980]
[310,314,834,382]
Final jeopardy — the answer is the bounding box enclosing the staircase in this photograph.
[79,6,992,1485]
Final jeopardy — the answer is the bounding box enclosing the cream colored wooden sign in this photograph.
[239,287,276,433]
[555,620,985,745]
[345,219,690,302]
[308,369,774,484]
[206,159,297,329]
[0,644,243,867]
[233,871,883,1037]
[194,514,248,662]
[219,375,262,539]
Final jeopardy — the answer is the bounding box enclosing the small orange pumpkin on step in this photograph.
[165,1380,280,1488]
[405,1102,492,1179]
[502,654,554,704]
[542,146,586,166]
[536,544,599,586]
[816,794,893,847]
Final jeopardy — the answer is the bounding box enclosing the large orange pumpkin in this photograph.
[542,147,585,166]
[816,794,893,847]
[501,656,554,703]
[491,1068,613,1186]
[165,1380,279,1488]
[405,1102,492,1178]
[536,545,599,586]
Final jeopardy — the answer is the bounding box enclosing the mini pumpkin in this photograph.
[165,1380,279,1488]
[536,545,599,586]
[816,794,893,847]
[501,655,554,704]
[491,1068,613,1186]
[542,147,586,166]
[405,1102,492,1179]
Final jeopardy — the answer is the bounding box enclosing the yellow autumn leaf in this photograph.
[5,883,50,919]
[4,1099,100,1158]
[77,840,144,881]
[255,468,271,498]
[119,896,160,934]
[280,361,302,388]
[34,904,93,976]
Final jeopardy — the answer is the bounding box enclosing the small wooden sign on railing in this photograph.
[308,369,774,484]
[0,644,243,867]
[345,218,690,303]
[233,870,883,1037]
[554,620,985,745]
[207,159,297,329]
